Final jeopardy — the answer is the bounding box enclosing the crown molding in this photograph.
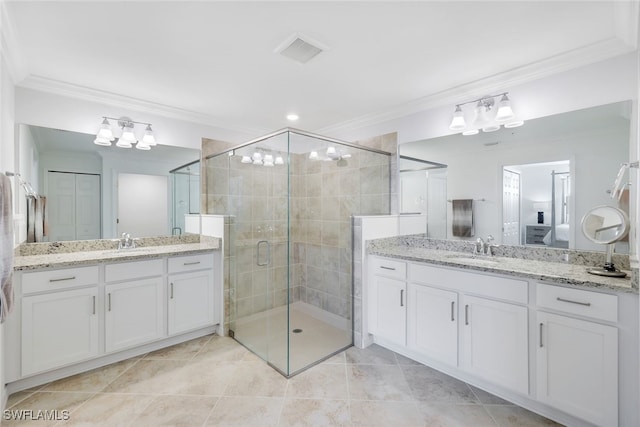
[318,36,636,136]
[17,75,268,136]
[0,1,28,83]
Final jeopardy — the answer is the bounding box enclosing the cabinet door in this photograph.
[105,278,165,353]
[407,283,457,366]
[460,295,528,394]
[369,275,406,345]
[536,311,618,427]
[168,270,215,335]
[22,287,99,376]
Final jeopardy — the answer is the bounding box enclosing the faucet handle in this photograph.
[486,235,494,243]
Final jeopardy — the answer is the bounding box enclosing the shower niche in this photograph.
[205,129,391,376]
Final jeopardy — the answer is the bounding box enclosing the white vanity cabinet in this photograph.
[368,256,407,346]
[104,260,165,353]
[407,283,457,365]
[459,294,528,394]
[21,266,100,376]
[167,254,215,335]
[536,283,618,427]
[408,262,529,394]
[9,250,220,390]
[369,257,529,394]
[365,253,633,427]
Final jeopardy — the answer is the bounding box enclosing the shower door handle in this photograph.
[257,240,270,266]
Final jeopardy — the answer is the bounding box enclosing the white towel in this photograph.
[0,174,14,322]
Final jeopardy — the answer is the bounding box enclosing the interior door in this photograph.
[75,174,101,240]
[502,169,520,245]
[48,171,101,241]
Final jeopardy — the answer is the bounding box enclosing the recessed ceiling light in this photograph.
[287,114,299,121]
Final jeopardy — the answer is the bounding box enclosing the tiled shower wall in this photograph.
[205,152,292,324]
[203,132,397,330]
[291,146,391,319]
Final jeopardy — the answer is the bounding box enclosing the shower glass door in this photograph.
[207,128,391,377]
[226,132,291,373]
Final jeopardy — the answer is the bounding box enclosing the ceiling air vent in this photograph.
[274,33,328,64]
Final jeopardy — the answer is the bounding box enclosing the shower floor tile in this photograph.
[231,303,352,374]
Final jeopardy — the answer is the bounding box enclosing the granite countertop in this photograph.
[369,244,637,294]
[14,239,221,271]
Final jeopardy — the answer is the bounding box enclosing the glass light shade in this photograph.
[495,94,515,122]
[472,101,489,127]
[341,153,352,159]
[482,124,501,132]
[252,152,262,161]
[309,151,319,160]
[135,141,151,151]
[241,156,252,164]
[462,129,479,136]
[120,123,136,143]
[449,106,466,131]
[97,118,114,140]
[115,138,132,148]
[326,146,336,155]
[504,120,525,128]
[93,136,112,146]
[141,124,156,145]
[263,154,274,166]
[274,156,284,165]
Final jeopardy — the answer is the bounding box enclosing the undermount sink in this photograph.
[445,254,500,265]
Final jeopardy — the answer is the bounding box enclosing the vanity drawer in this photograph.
[537,283,618,322]
[369,256,407,280]
[410,263,528,304]
[168,253,214,274]
[22,266,99,294]
[105,259,164,282]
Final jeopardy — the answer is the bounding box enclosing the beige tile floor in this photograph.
[4,335,563,426]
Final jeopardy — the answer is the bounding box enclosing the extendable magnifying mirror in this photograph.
[581,205,630,277]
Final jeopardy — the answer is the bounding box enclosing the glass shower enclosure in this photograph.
[205,129,390,376]
[170,160,201,235]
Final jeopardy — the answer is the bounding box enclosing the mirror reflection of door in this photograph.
[502,169,520,245]
[504,160,571,248]
[48,171,101,241]
[117,173,169,237]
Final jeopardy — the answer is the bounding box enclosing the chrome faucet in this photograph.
[472,235,498,256]
[118,232,135,249]
[483,235,498,256]
[473,238,484,255]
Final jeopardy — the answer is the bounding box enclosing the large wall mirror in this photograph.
[398,101,631,253]
[15,124,201,242]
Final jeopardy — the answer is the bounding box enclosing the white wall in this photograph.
[330,53,637,145]
[14,124,37,244]
[0,0,17,410]
[14,88,253,151]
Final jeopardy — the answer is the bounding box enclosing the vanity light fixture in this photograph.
[94,116,157,150]
[448,92,524,136]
